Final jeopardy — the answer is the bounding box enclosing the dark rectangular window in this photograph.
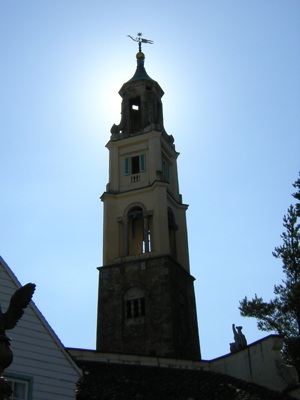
[124,154,145,175]
[131,156,140,174]
[126,301,132,318]
[126,298,145,319]
[5,376,32,400]
[129,97,141,133]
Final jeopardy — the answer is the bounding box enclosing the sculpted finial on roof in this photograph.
[0,283,36,398]
[230,323,247,353]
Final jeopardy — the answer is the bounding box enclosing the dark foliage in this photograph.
[76,361,293,400]
[239,173,300,374]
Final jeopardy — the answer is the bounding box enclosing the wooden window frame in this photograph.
[5,374,33,400]
[124,154,146,176]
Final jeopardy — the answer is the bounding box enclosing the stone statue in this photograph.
[0,283,35,399]
[0,283,35,341]
[230,323,247,353]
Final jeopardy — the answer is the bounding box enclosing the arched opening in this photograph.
[123,205,152,256]
[129,97,141,134]
[118,204,153,258]
[128,207,144,255]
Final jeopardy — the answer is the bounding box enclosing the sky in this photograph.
[0,0,299,360]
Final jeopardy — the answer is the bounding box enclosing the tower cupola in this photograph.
[110,42,171,142]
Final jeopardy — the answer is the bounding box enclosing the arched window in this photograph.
[122,205,152,256]
[128,207,144,255]
[118,204,153,258]
[129,97,141,134]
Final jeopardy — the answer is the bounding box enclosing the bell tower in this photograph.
[97,35,201,360]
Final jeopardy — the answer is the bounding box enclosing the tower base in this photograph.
[96,255,201,360]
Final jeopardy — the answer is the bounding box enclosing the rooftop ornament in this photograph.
[127,32,153,54]
[230,323,247,353]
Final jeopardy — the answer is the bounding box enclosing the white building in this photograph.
[0,256,81,400]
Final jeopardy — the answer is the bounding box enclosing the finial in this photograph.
[127,32,153,53]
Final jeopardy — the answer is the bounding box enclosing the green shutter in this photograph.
[140,154,145,172]
[124,157,130,175]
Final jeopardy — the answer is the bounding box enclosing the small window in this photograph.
[130,97,140,110]
[129,97,141,133]
[6,377,30,400]
[131,156,140,174]
[126,298,145,319]
[124,154,146,175]
[124,288,146,320]
[142,230,151,253]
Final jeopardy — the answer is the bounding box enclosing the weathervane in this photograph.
[127,32,153,52]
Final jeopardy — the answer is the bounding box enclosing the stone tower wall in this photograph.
[97,255,200,360]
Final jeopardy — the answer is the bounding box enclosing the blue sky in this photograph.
[0,0,299,360]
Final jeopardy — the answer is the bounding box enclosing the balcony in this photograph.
[131,174,140,183]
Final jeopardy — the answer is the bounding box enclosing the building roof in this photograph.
[0,256,82,399]
[119,52,164,98]
[126,52,154,83]
[75,360,294,400]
